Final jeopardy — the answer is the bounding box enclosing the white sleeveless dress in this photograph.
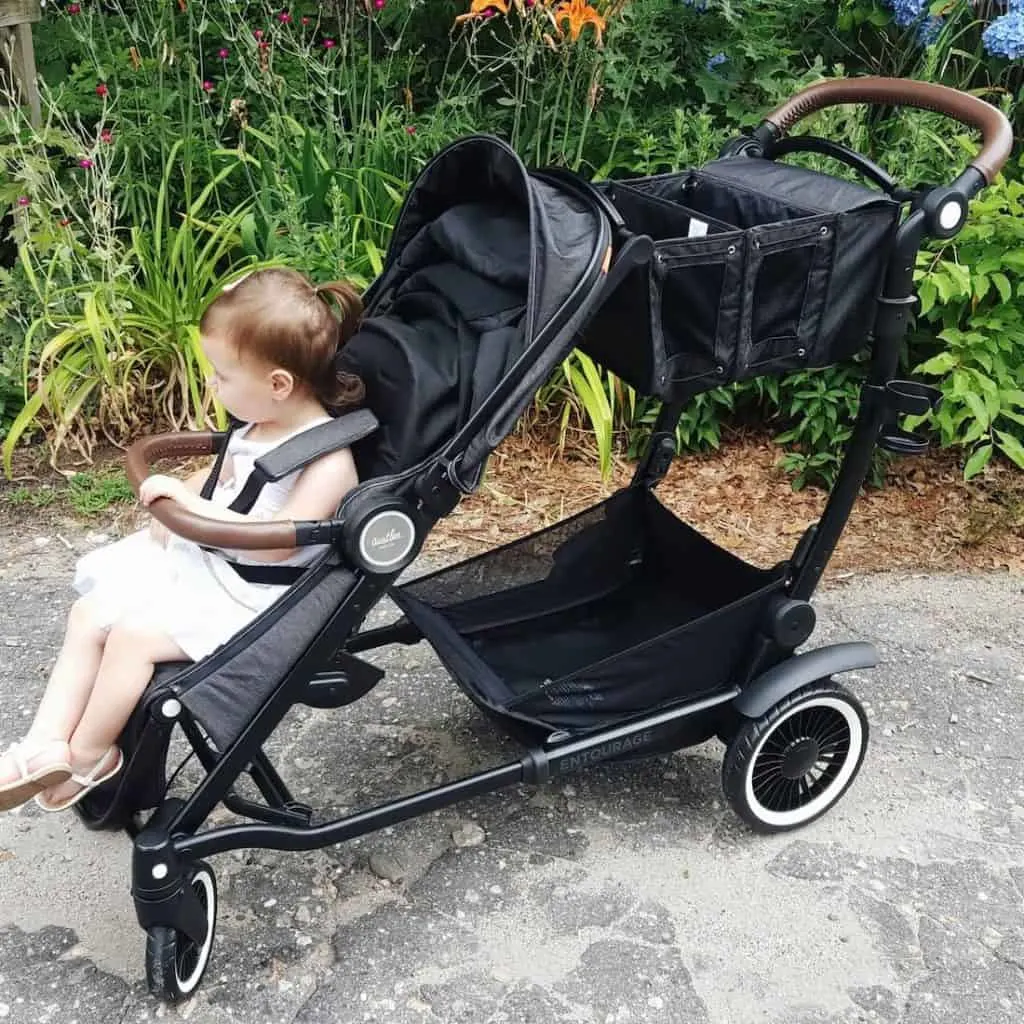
[73,419,334,661]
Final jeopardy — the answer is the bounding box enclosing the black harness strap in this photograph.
[213,409,379,587]
[201,422,240,499]
[223,561,308,585]
[227,409,379,515]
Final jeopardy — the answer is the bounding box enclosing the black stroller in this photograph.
[75,77,1011,1000]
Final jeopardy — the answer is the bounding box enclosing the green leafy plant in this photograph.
[67,469,135,516]
[754,365,886,490]
[3,485,58,509]
[3,141,267,473]
[909,172,1024,478]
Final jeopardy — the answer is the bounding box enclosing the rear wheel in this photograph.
[145,861,218,1002]
[722,680,868,833]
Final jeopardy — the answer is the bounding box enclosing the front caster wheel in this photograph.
[722,680,868,833]
[145,861,218,1002]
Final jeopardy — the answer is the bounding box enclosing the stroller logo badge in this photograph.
[359,511,416,570]
[560,731,654,772]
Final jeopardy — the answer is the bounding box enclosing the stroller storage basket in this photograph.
[395,488,786,735]
[582,158,900,400]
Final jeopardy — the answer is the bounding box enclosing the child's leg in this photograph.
[39,620,187,806]
[29,598,109,743]
[0,598,108,788]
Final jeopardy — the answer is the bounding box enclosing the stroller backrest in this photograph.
[335,136,611,486]
[338,198,530,481]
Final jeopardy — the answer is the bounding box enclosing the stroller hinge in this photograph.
[632,431,676,489]
[415,459,464,517]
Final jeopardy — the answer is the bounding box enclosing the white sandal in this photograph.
[34,746,124,813]
[0,740,73,812]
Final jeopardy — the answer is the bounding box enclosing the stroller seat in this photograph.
[78,135,611,829]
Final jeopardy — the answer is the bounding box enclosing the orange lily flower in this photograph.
[551,0,607,45]
[455,0,510,22]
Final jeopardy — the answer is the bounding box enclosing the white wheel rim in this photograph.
[743,696,864,828]
[175,869,216,995]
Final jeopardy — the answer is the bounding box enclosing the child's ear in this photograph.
[269,368,295,399]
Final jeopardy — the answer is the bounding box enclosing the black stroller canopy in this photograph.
[339,136,611,482]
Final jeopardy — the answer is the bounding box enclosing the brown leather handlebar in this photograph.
[764,77,1013,184]
[126,432,299,550]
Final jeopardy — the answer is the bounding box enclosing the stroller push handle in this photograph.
[126,431,299,550]
[758,76,1013,188]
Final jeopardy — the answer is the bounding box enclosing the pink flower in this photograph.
[79,158,94,169]
[405,125,416,135]
[202,80,214,92]
[259,40,270,50]
[59,217,72,227]
[278,11,292,22]
[301,16,310,25]
[218,47,230,59]
[16,196,30,207]
[323,38,335,48]
[373,0,385,9]
[100,129,113,143]
[67,3,81,13]
[253,29,264,39]
[95,82,108,98]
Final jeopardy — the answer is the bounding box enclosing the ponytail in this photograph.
[314,280,363,345]
[313,280,366,412]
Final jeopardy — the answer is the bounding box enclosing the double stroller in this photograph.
[75,77,1011,1000]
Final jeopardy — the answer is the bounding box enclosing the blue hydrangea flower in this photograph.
[706,52,727,72]
[887,0,930,28]
[917,15,943,46]
[982,11,1024,58]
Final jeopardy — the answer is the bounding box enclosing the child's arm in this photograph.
[140,449,358,563]
[149,460,229,544]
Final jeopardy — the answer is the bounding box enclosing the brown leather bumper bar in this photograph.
[126,432,299,550]
[763,77,1013,184]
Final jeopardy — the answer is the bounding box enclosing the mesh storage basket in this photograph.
[395,488,787,736]
[580,157,901,400]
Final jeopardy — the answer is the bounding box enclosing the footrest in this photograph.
[885,379,943,416]
[877,426,930,455]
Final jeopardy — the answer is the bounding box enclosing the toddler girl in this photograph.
[0,268,363,813]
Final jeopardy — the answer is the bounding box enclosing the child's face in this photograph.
[201,331,286,423]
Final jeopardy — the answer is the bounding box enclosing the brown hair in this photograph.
[199,268,365,411]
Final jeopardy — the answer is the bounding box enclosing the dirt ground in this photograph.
[426,429,1024,578]
[2,428,1022,579]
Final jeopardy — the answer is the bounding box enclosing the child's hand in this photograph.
[140,474,191,507]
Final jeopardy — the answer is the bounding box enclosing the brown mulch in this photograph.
[425,429,1024,579]
[2,429,1022,578]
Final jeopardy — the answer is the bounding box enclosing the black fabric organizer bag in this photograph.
[394,487,786,737]
[580,157,901,400]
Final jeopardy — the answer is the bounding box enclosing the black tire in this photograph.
[722,680,868,834]
[145,861,218,1002]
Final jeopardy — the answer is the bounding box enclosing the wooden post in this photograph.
[0,0,42,128]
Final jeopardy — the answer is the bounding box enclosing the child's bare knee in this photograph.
[68,597,106,643]
[105,622,160,666]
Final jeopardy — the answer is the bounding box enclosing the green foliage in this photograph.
[2,0,1022,486]
[910,171,1024,478]
[2,471,132,515]
[754,365,886,490]
[67,469,136,516]
[2,142,267,472]
[4,485,58,509]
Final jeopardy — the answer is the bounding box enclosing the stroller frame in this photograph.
[77,78,1011,1000]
